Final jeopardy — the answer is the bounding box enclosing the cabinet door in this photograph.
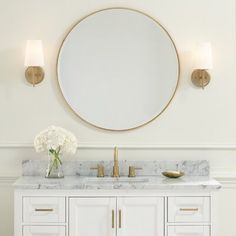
[168,226,210,236]
[69,197,116,236]
[23,226,65,236]
[117,197,164,236]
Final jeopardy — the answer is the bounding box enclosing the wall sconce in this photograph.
[191,42,213,89]
[24,40,44,86]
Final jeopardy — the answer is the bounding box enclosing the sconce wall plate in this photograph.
[25,66,44,86]
[191,69,210,89]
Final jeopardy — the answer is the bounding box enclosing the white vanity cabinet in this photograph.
[69,197,164,236]
[14,191,217,236]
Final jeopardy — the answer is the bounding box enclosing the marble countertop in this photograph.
[22,160,210,177]
[15,160,221,191]
[13,176,221,191]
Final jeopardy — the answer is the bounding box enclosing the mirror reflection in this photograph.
[57,8,179,130]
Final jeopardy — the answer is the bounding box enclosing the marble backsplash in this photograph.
[22,160,209,177]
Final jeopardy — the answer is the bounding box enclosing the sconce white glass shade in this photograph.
[193,42,213,70]
[24,40,44,67]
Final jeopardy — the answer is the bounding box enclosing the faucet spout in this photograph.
[112,147,119,177]
[114,146,118,162]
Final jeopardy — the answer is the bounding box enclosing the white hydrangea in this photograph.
[34,126,78,155]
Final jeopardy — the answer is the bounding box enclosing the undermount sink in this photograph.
[85,177,149,184]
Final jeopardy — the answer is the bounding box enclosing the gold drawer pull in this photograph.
[112,210,115,228]
[35,208,54,212]
[179,208,199,212]
[119,210,122,228]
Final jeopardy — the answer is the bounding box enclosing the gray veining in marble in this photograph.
[13,176,221,191]
[16,160,220,191]
[22,160,209,177]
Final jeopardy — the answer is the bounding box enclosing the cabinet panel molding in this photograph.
[168,226,210,236]
[23,197,66,223]
[23,226,65,236]
[69,197,116,236]
[168,197,210,223]
[117,197,164,236]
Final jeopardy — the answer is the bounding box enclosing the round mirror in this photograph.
[58,8,179,131]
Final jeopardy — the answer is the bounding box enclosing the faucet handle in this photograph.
[90,165,105,177]
[128,166,142,177]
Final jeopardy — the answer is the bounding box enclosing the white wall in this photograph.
[0,0,236,236]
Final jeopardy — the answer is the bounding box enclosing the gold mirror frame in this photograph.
[57,7,180,131]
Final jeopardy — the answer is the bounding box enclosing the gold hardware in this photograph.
[35,208,53,212]
[162,171,184,178]
[128,166,143,177]
[191,69,210,89]
[112,210,115,228]
[25,66,44,86]
[90,165,105,177]
[179,208,199,212]
[119,209,122,228]
[112,147,119,177]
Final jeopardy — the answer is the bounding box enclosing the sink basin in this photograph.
[85,177,149,184]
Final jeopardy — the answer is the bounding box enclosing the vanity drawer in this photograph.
[168,197,210,223]
[23,226,65,236]
[168,226,210,236]
[23,197,66,223]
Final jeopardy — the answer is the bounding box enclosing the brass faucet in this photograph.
[112,147,119,177]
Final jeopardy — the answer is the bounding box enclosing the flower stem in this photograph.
[47,149,62,177]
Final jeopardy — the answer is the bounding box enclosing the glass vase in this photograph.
[45,151,64,178]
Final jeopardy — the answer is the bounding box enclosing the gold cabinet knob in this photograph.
[90,165,105,177]
[128,166,142,177]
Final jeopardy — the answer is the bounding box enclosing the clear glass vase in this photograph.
[45,151,64,178]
